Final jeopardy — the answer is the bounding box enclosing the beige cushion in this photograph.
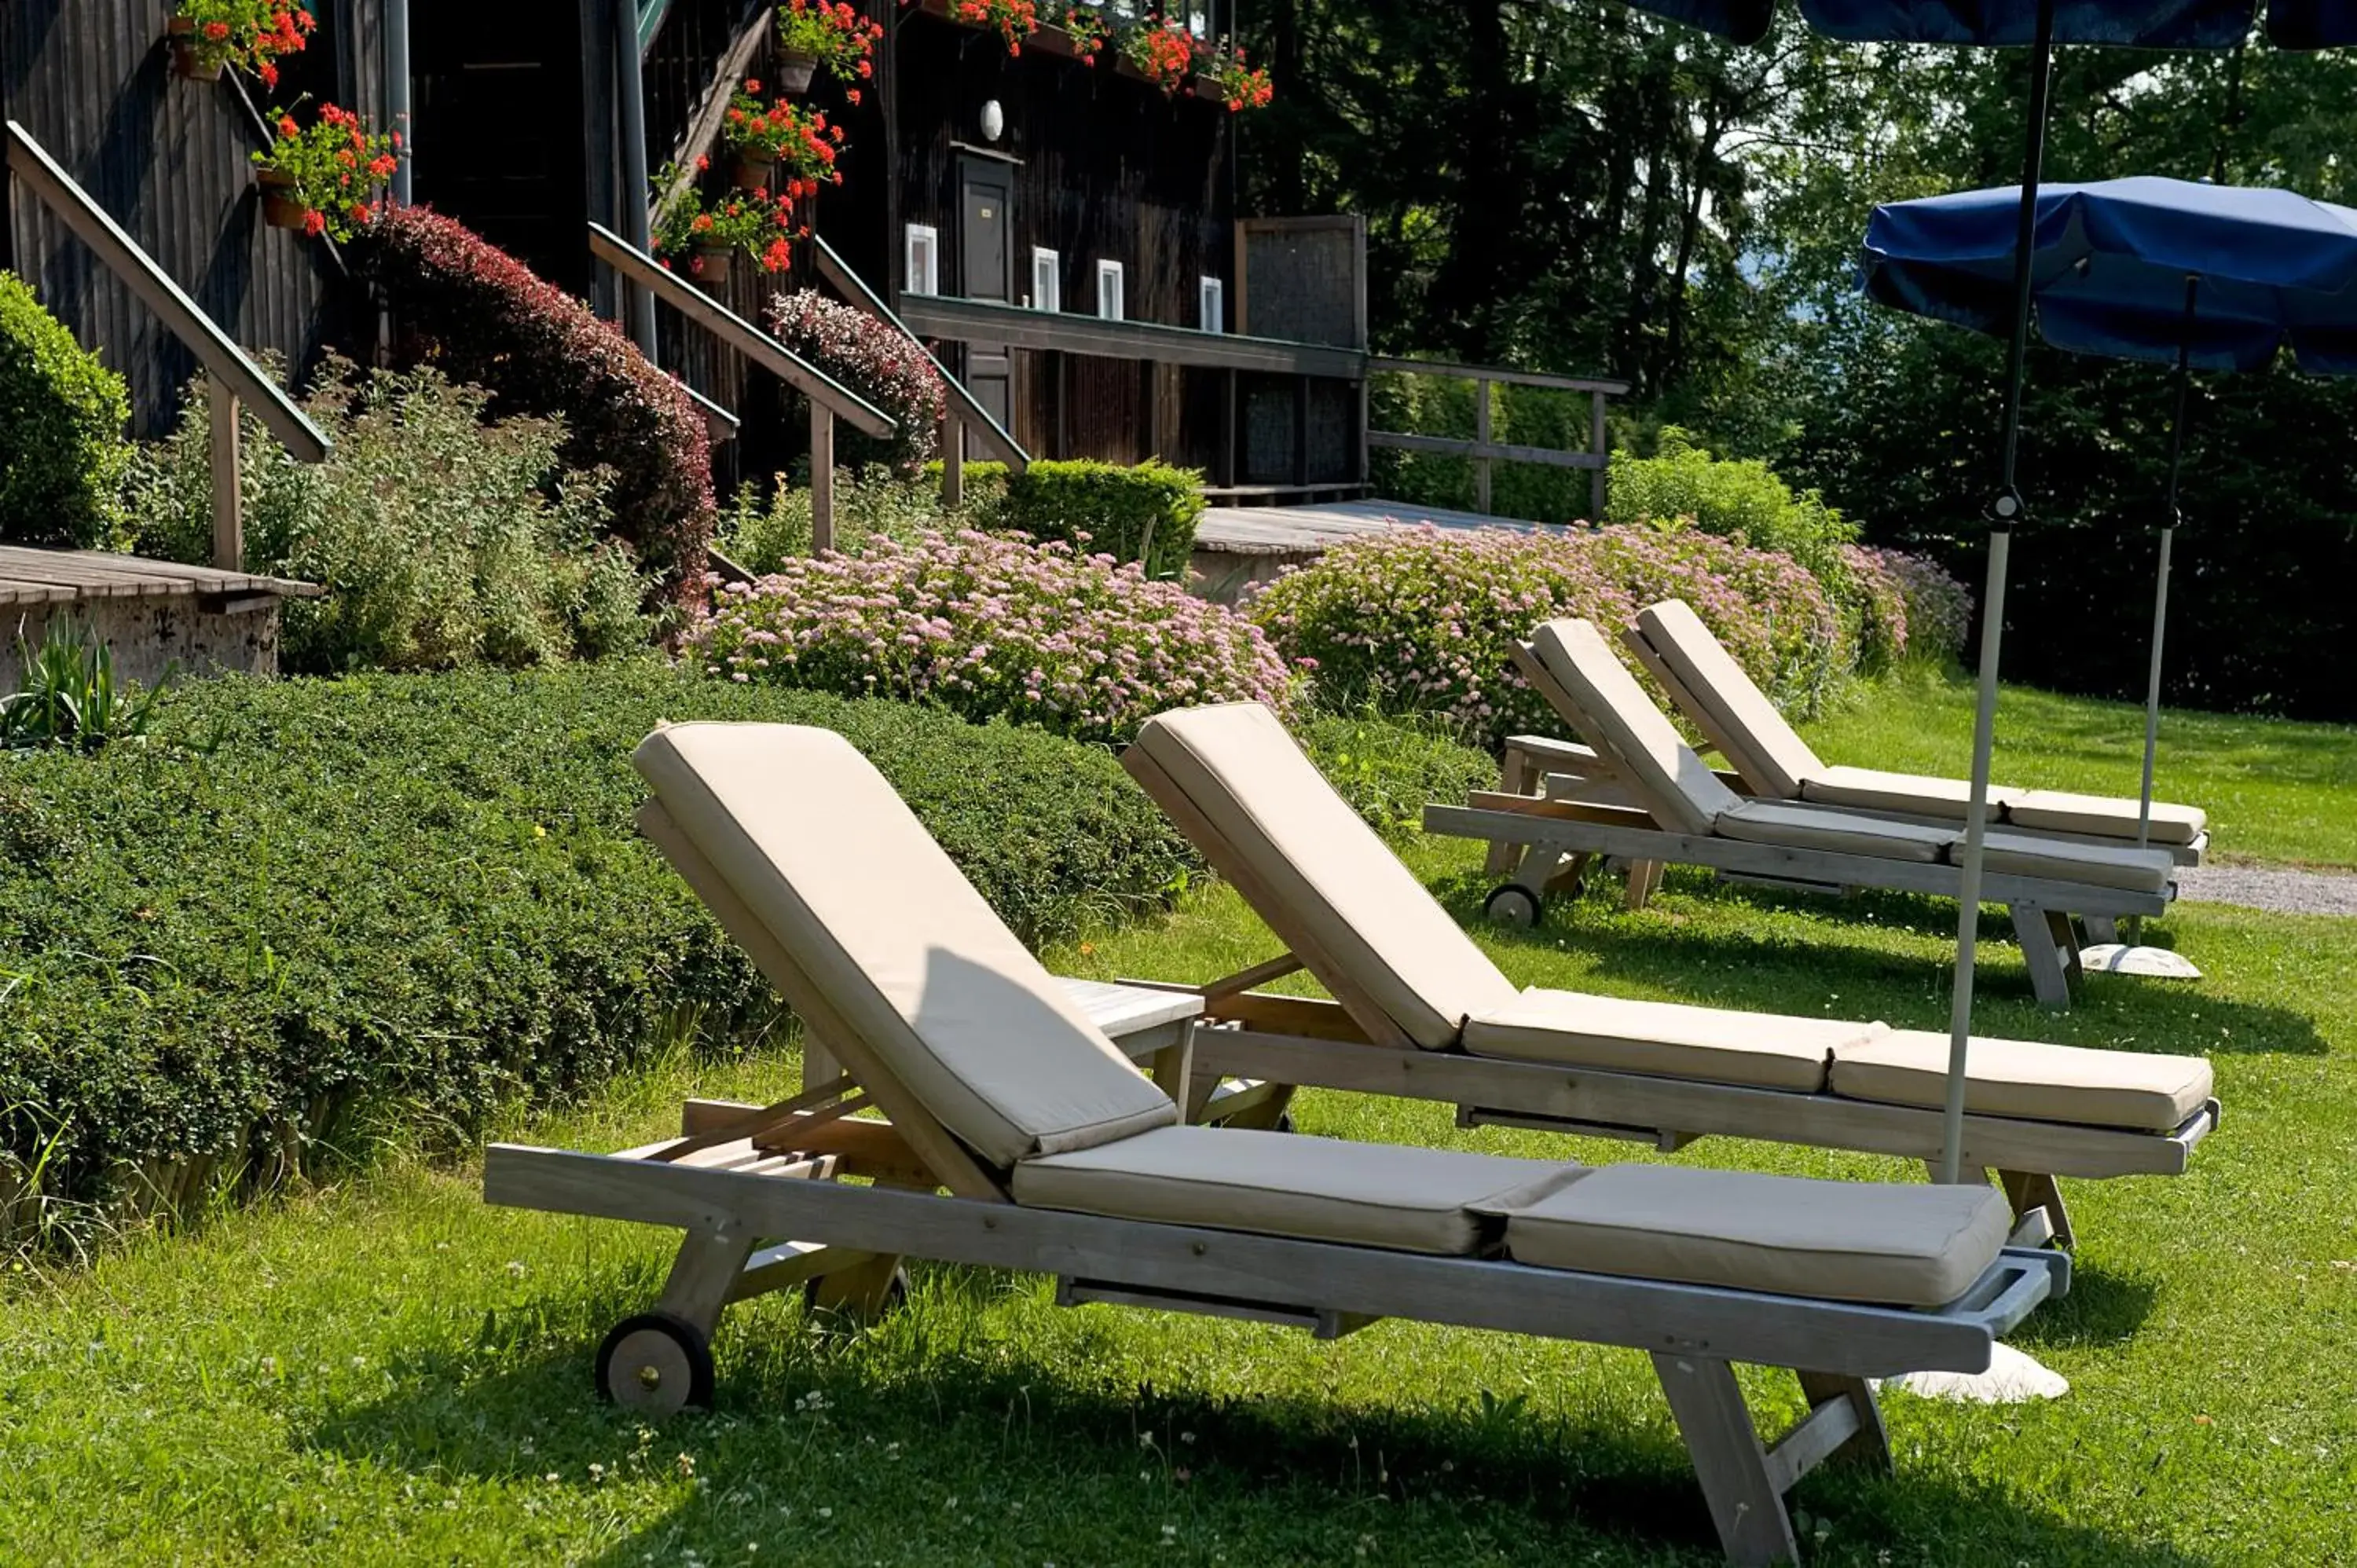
[1832,1031,2214,1132]
[1635,599,1823,800]
[634,724,1176,1170]
[1505,1163,2011,1306]
[1464,987,1882,1092]
[1801,764,2026,819]
[1713,798,1952,863]
[2007,788,2207,848]
[1527,619,1743,836]
[1131,704,1519,1048]
[1011,1125,1585,1255]
[1975,830,2174,894]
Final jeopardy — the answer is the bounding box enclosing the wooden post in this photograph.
[208,372,243,571]
[1472,375,1492,515]
[809,402,836,555]
[940,412,964,507]
[1589,388,1608,522]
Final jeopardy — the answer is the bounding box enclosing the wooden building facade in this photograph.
[4,2,1415,500]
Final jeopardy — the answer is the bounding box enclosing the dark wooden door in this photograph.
[409,0,588,292]
[957,156,1013,427]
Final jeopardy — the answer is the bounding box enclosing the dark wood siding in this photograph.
[1,0,387,435]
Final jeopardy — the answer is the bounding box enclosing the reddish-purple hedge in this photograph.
[354,206,713,593]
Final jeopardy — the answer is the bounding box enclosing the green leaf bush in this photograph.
[0,270,135,551]
[0,664,1203,1250]
[1604,426,1859,575]
[988,458,1205,580]
[126,358,656,672]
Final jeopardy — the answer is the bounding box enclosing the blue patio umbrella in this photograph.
[1864,176,2357,866]
[1599,0,2357,1186]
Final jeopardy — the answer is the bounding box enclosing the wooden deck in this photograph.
[1193,499,1554,557]
[0,548,323,608]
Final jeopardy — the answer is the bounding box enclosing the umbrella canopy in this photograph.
[1864,178,2357,372]
[1629,0,2351,46]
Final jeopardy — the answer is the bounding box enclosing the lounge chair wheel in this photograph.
[1483,884,1544,929]
[595,1311,714,1417]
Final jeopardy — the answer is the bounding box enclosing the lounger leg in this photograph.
[2011,903,2077,1009]
[1997,1169,2076,1251]
[1150,1024,1195,1117]
[1486,746,1537,876]
[658,1225,759,1339]
[1543,851,1592,897]
[1651,1353,1801,1567]
[1625,859,1665,912]
[1792,1372,1891,1475]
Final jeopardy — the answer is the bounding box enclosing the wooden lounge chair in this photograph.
[1120,702,2218,1249]
[1431,619,2184,1008]
[485,720,2067,1568]
[1621,598,2209,865]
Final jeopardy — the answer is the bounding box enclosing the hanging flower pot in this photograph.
[774,49,819,95]
[167,16,227,81]
[255,167,306,229]
[692,243,736,287]
[730,149,775,192]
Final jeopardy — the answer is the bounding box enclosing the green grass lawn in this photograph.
[4,826,2351,1566]
[1798,665,2357,869]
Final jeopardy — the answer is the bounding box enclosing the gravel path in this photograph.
[2176,862,2357,917]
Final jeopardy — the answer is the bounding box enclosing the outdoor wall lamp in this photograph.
[980,99,1005,142]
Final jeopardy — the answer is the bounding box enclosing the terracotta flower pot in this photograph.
[255,168,306,230]
[775,49,819,96]
[730,150,775,192]
[167,16,226,82]
[691,243,735,287]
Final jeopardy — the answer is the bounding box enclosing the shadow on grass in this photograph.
[308,1272,2219,1567]
[1435,869,2330,1057]
[2008,1262,2162,1352]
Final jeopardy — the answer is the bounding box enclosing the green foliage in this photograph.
[0,665,1200,1243]
[716,465,993,574]
[996,459,1204,580]
[1292,709,1493,839]
[1367,370,1611,525]
[1604,427,1857,574]
[125,358,654,672]
[0,621,162,753]
[0,271,134,551]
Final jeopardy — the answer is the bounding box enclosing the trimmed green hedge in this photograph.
[0,270,134,550]
[978,458,1205,580]
[0,665,1199,1243]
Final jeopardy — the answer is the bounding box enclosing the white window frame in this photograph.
[1030,246,1062,312]
[904,224,940,297]
[1198,275,1225,333]
[1095,258,1126,322]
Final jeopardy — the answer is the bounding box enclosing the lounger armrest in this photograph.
[1943,1247,2070,1339]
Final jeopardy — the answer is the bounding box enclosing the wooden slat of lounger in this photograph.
[1425,802,2169,917]
[483,1144,2009,1379]
[1191,1026,2209,1178]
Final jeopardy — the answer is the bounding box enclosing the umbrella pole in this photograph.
[1939,0,2057,1187]
[2139,281,2199,857]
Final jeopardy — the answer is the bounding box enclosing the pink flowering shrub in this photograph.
[686,529,1293,742]
[1841,543,1972,670]
[1247,522,1853,749]
[767,289,946,473]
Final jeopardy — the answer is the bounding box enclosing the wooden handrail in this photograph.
[810,232,1029,471]
[1368,355,1629,397]
[588,222,895,437]
[1365,430,1607,470]
[5,120,328,463]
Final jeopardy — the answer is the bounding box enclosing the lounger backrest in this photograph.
[1636,599,1824,800]
[1131,704,1520,1050]
[1526,619,1743,837]
[634,723,1177,1170]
